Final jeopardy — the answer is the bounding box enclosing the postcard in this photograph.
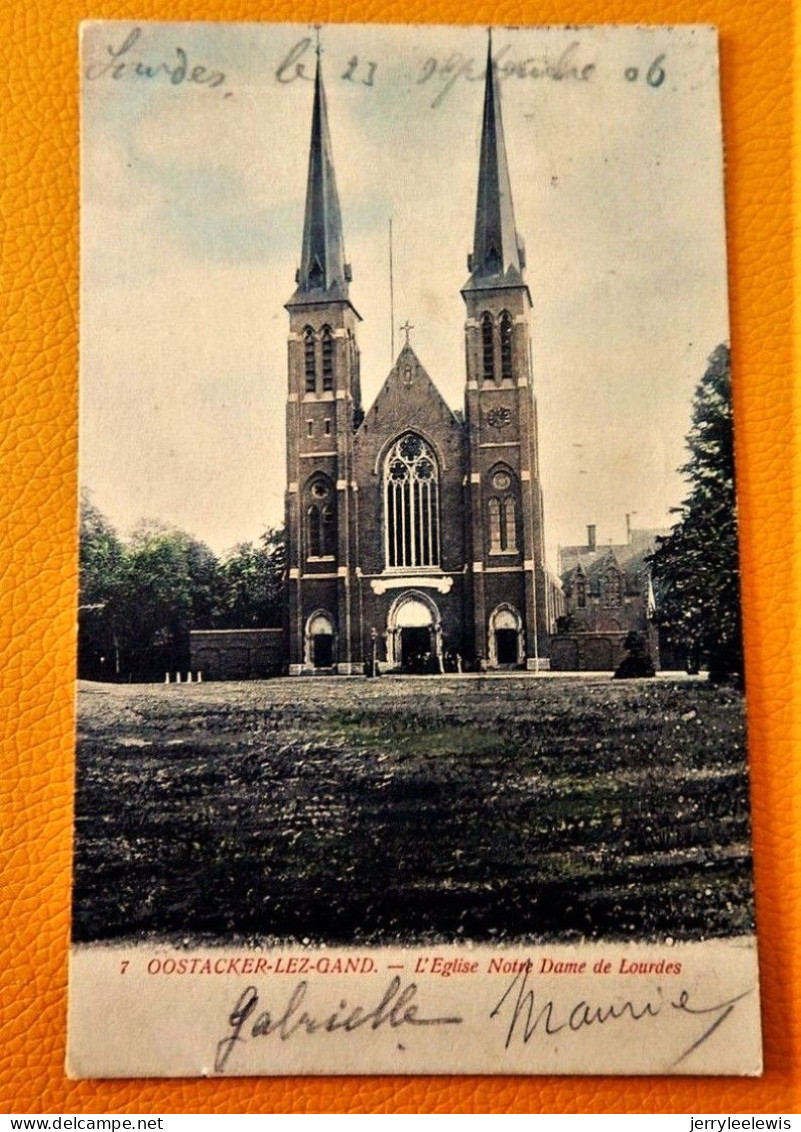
[70,21,761,1077]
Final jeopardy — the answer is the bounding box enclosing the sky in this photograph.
[80,22,729,566]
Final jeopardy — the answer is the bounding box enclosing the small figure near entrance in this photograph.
[366,626,381,678]
[443,648,464,674]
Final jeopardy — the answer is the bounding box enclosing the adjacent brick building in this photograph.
[284,44,560,675]
[551,523,665,672]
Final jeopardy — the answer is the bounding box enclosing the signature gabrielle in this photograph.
[214,977,462,1073]
[491,968,755,1067]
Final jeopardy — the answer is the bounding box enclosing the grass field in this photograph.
[73,675,755,945]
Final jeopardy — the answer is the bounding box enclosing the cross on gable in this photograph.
[400,320,414,346]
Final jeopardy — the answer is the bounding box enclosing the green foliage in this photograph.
[80,489,125,605]
[649,344,743,684]
[217,528,287,629]
[116,520,222,678]
[613,631,656,680]
[78,489,126,680]
[77,498,287,681]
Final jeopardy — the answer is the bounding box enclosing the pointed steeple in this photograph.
[290,52,351,303]
[464,32,525,291]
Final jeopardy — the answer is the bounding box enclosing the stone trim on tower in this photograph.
[461,31,550,669]
[284,50,363,675]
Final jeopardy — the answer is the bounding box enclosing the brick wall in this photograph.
[189,629,285,680]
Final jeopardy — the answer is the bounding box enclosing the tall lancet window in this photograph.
[481,313,495,381]
[500,312,514,380]
[384,434,440,569]
[321,326,334,391]
[488,468,518,553]
[575,574,587,609]
[305,476,336,560]
[303,327,316,393]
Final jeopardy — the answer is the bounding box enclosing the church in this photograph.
[283,43,560,675]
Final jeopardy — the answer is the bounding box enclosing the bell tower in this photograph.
[285,51,362,674]
[462,34,549,668]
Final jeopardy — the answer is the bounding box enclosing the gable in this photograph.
[354,344,464,470]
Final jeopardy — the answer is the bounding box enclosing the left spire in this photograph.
[291,47,351,302]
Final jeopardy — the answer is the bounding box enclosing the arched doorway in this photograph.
[304,611,336,670]
[386,592,442,673]
[488,605,524,668]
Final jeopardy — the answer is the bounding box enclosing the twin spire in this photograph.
[291,33,524,304]
[290,50,351,303]
[465,33,526,289]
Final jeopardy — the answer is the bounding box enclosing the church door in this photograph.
[495,629,518,666]
[312,633,334,669]
[400,626,431,673]
[387,592,442,672]
[488,605,523,668]
[305,611,336,670]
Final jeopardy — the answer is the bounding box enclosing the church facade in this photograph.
[284,46,560,676]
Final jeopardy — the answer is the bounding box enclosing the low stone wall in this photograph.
[189,629,286,681]
[550,633,627,672]
[550,631,660,672]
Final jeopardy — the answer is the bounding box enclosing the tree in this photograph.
[217,527,287,628]
[649,344,743,684]
[78,490,125,680]
[613,630,656,679]
[115,520,222,680]
[78,493,288,681]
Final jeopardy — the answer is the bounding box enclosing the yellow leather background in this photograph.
[1,0,796,1115]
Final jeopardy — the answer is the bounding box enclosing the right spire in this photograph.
[465,31,525,289]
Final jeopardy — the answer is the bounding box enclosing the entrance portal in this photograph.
[488,604,523,668]
[495,628,518,666]
[305,611,336,670]
[312,633,334,668]
[386,591,442,672]
[400,626,432,673]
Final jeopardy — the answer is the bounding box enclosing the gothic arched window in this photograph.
[481,313,495,381]
[321,326,334,392]
[305,477,336,560]
[303,327,316,393]
[488,498,501,549]
[575,574,587,609]
[488,468,518,553]
[384,434,440,569]
[603,567,622,608]
[307,503,322,556]
[500,311,513,381]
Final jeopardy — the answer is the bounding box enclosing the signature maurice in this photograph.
[214,970,754,1072]
[490,967,754,1068]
